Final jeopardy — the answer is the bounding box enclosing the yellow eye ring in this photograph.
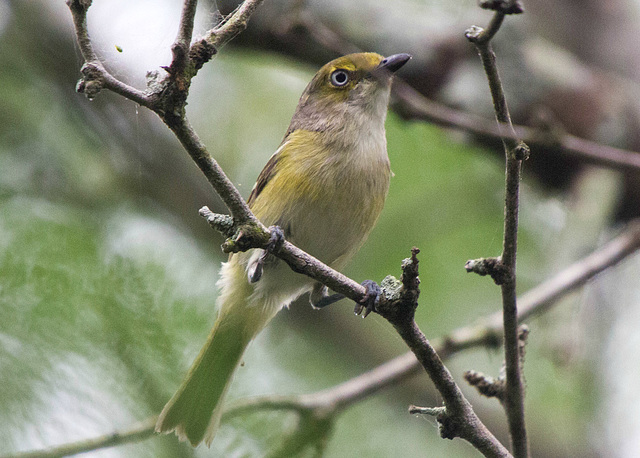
[330,69,350,87]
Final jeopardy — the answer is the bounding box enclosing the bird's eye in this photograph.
[330,70,350,87]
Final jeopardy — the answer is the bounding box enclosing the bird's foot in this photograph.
[248,226,285,283]
[354,280,381,318]
[310,289,345,309]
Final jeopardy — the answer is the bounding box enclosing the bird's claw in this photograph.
[249,226,285,283]
[264,225,285,254]
[354,280,381,318]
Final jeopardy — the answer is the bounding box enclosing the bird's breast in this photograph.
[252,128,390,268]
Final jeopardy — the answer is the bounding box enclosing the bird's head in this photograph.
[287,52,411,134]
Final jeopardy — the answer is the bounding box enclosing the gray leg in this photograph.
[309,283,344,309]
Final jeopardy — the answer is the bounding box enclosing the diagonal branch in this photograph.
[392,81,640,174]
[166,118,257,226]
[373,249,510,457]
[203,0,266,48]
[199,206,369,303]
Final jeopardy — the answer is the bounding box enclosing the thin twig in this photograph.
[66,1,97,63]
[204,0,266,48]
[67,1,152,106]
[466,5,529,457]
[176,0,198,48]
[166,0,199,75]
[4,418,157,458]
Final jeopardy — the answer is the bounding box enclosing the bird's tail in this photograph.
[155,258,277,446]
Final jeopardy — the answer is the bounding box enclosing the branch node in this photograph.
[376,248,421,323]
[76,63,104,100]
[479,0,524,15]
[464,25,485,43]
[221,225,260,253]
[409,405,465,441]
[199,205,270,254]
[512,141,530,161]
[464,370,505,402]
[198,205,272,255]
[199,206,235,238]
[464,326,528,404]
[465,256,510,285]
[189,39,218,71]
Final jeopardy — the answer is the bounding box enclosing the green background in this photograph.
[1,1,635,456]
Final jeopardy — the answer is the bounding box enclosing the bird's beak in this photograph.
[377,53,412,73]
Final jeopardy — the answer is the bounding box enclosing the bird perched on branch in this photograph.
[156,52,411,446]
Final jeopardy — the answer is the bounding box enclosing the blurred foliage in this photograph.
[1,1,637,457]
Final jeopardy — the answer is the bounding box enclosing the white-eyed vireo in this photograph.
[156,52,411,446]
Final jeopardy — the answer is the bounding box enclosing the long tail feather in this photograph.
[155,311,250,445]
[155,258,274,446]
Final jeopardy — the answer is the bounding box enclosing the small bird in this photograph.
[155,52,411,446]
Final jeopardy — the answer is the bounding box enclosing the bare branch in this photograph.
[165,0,199,76]
[393,81,640,173]
[176,0,198,48]
[5,417,156,458]
[466,6,529,456]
